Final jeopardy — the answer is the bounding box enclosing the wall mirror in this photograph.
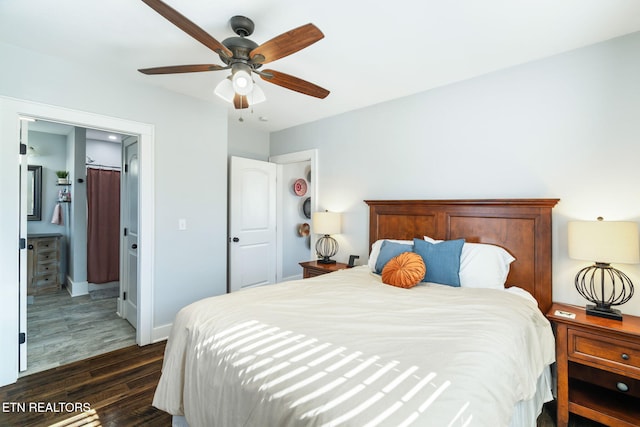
[27,165,42,221]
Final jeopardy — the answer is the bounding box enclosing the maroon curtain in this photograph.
[87,168,121,284]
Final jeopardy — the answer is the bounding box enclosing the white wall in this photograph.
[86,139,121,168]
[26,131,69,284]
[67,128,87,286]
[26,131,68,235]
[0,42,228,386]
[270,32,640,316]
[281,160,312,280]
[228,119,270,161]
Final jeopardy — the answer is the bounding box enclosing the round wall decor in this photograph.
[293,178,307,196]
[298,223,310,237]
[302,197,311,219]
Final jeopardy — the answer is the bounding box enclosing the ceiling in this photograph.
[27,120,124,143]
[2,1,640,132]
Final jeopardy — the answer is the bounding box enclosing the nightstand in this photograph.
[299,260,349,278]
[547,303,640,427]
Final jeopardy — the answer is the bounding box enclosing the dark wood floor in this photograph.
[538,400,606,427]
[0,340,607,427]
[0,341,170,427]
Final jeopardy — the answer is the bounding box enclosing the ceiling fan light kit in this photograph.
[138,0,330,110]
[214,77,266,107]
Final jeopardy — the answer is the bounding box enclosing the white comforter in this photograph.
[153,266,555,427]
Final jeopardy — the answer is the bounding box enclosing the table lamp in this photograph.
[312,211,341,264]
[568,218,639,320]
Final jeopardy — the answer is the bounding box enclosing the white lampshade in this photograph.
[214,77,235,102]
[248,84,266,105]
[568,220,640,264]
[312,211,341,235]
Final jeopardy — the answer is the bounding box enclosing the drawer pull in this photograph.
[621,353,630,360]
[616,382,629,392]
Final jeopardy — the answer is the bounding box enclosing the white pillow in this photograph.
[424,236,515,289]
[368,239,414,270]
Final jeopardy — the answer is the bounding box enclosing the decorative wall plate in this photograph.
[293,178,307,196]
[303,197,311,219]
[298,223,310,237]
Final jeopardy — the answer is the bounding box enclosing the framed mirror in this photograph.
[27,165,42,221]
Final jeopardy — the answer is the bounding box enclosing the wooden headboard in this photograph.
[365,199,559,313]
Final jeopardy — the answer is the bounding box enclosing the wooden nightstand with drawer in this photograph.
[547,303,640,427]
[299,261,349,278]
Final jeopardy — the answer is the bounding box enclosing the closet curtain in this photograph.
[87,168,121,284]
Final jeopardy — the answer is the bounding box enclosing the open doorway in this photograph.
[21,120,136,375]
[1,96,154,386]
[270,149,318,282]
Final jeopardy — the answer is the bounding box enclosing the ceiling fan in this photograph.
[138,0,330,109]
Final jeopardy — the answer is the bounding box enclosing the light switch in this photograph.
[178,218,187,230]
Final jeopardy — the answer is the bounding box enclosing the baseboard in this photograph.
[281,274,303,282]
[65,277,120,297]
[88,281,118,292]
[152,323,172,343]
[66,276,89,297]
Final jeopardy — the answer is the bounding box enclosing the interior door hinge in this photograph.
[124,164,128,173]
[19,143,27,155]
[19,332,26,345]
[123,292,127,301]
[124,227,128,236]
[19,238,26,250]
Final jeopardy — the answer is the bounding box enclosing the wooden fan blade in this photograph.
[233,94,249,109]
[140,0,233,58]
[260,69,330,99]
[138,64,227,75]
[250,23,323,64]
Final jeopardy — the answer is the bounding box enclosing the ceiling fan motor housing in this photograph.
[221,36,259,65]
[229,16,255,37]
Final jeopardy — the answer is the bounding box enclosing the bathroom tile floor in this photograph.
[21,287,136,377]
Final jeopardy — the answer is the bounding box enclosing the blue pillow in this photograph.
[374,241,413,273]
[413,238,465,287]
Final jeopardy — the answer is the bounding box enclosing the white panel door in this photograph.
[122,136,138,328]
[229,156,277,292]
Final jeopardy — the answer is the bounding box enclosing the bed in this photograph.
[153,198,559,427]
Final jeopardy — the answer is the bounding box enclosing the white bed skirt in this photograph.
[172,414,189,427]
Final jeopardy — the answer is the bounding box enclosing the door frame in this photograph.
[2,97,154,381]
[269,149,318,283]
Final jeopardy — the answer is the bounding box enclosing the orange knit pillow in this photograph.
[381,252,426,288]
